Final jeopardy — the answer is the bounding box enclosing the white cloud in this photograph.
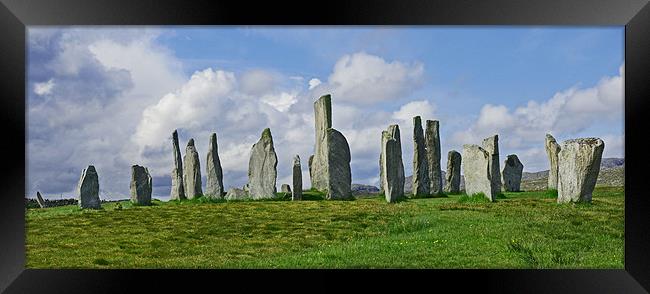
[132,68,237,150]
[308,78,321,90]
[392,100,436,122]
[327,52,424,104]
[239,69,278,96]
[261,91,298,112]
[88,36,185,104]
[34,79,55,95]
[27,29,186,199]
[451,65,624,171]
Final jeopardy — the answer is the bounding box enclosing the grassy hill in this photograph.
[26,187,624,269]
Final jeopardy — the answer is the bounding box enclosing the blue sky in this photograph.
[27,27,624,200]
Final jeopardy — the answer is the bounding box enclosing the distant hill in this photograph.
[400,157,623,193]
[351,184,380,195]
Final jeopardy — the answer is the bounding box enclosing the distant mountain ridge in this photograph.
[523,157,624,181]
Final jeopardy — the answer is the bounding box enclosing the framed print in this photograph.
[1,0,649,292]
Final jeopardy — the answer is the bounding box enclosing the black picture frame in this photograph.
[1,0,649,292]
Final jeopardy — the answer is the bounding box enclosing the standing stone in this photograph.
[36,191,46,208]
[557,138,604,203]
[281,184,292,193]
[412,116,430,197]
[545,134,561,190]
[426,120,443,195]
[381,125,405,203]
[308,154,314,187]
[225,188,249,200]
[292,155,303,201]
[482,135,502,196]
[247,128,278,199]
[445,150,462,194]
[462,145,495,201]
[501,155,524,192]
[325,129,352,199]
[311,95,332,190]
[183,139,202,199]
[310,94,352,200]
[170,130,186,200]
[205,132,224,199]
[77,165,101,209]
[379,149,384,193]
[130,165,152,205]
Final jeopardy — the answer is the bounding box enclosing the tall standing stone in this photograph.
[311,94,352,200]
[308,154,314,187]
[381,125,405,203]
[292,155,303,201]
[482,135,502,196]
[206,132,224,199]
[445,150,462,194]
[426,120,443,195]
[36,191,46,208]
[311,95,332,190]
[412,116,430,196]
[545,134,561,190]
[77,165,101,209]
[557,138,604,203]
[281,184,292,193]
[183,138,202,199]
[501,155,523,192]
[170,130,186,200]
[462,145,495,201]
[130,165,152,205]
[247,128,278,199]
[325,129,352,199]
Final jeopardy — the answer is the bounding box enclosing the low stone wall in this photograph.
[25,198,78,209]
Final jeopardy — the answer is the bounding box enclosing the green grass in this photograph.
[26,186,624,269]
[458,193,492,203]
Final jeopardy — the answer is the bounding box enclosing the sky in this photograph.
[26,26,624,200]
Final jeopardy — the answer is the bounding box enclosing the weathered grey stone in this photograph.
[281,184,291,193]
[183,138,202,199]
[445,150,462,194]
[325,129,352,199]
[381,125,405,203]
[206,132,224,199]
[170,130,186,200]
[545,134,561,190]
[462,145,494,201]
[77,165,101,209]
[501,154,523,192]
[426,120,443,195]
[292,155,302,201]
[247,128,278,199]
[225,188,249,200]
[412,116,430,196]
[130,165,152,205]
[308,154,314,187]
[311,94,332,190]
[482,135,502,196]
[36,191,46,208]
[557,138,604,203]
[310,94,352,200]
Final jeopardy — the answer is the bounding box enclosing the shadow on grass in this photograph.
[409,193,449,199]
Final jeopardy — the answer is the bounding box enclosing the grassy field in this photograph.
[26,187,624,269]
